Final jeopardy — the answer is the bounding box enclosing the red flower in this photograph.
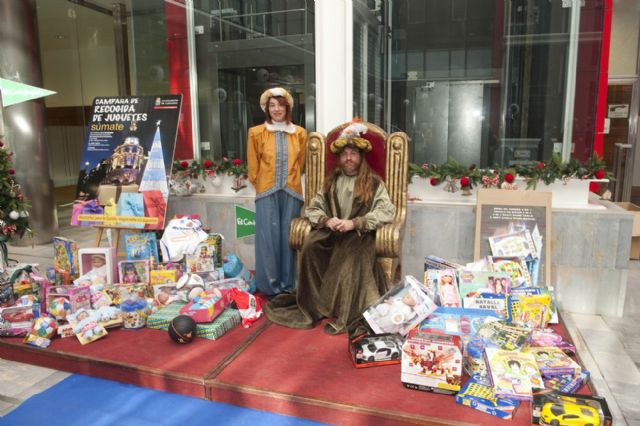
[594,169,605,179]
[8,168,15,175]
[203,159,213,169]
[430,177,439,186]
[537,162,545,169]
[0,141,3,148]
[233,158,242,166]
[180,161,189,168]
[504,173,515,183]
[589,182,600,194]
[460,176,470,187]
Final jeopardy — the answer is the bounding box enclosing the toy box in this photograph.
[417,307,499,353]
[45,285,92,316]
[525,346,581,378]
[0,305,34,336]
[349,333,403,368]
[125,232,159,262]
[363,275,437,336]
[543,371,589,393]
[462,293,509,319]
[457,270,512,299]
[185,241,216,273]
[77,247,117,285]
[150,269,178,285]
[118,259,150,285]
[401,330,463,395]
[484,347,543,400]
[456,374,520,420]
[53,237,80,278]
[532,388,612,426]
[179,288,232,323]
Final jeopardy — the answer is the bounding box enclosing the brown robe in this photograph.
[264,179,389,336]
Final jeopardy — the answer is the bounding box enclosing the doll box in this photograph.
[77,247,117,285]
[179,289,232,323]
[45,285,91,314]
[401,330,463,395]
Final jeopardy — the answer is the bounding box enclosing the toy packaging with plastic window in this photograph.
[524,346,582,378]
[456,374,520,420]
[401,330,463,395]
[363,275,436,336]
[531,388,612,426]
[349,332,403,368]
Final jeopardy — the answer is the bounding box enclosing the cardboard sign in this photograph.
[474,189,552,287]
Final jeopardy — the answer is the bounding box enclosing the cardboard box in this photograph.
[179,289,232,323]
[615,202,640,259]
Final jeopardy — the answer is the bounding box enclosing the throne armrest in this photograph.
[375,219,404,258]
[289,217,312,251]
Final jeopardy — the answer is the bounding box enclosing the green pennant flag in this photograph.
[235,205,256,239]
[0,78,56,107]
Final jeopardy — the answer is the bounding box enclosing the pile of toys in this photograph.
[0,216,261,348]
[348,256,612,425]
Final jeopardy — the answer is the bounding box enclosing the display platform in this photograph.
[0,316,591,425]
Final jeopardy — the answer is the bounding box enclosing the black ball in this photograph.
[168,315,197,344]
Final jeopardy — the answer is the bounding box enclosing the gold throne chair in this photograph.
[289,121,409,285]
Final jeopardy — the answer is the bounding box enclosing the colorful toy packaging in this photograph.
[120,297,148,329]
[179,288,232,323]
[401,330,463,395]
[229,288,262,327]
[363,275,436,336]
[525,346,582,378]
[67,308,108,345]
[45,285,92,320]
[531,388,612,426]
[456,374,520,420]
[349,332,403,368]
[0,305,35,336]
[53,237,80,278]
[484,347,543,400]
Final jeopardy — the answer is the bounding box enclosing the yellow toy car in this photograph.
[540,401,600,426]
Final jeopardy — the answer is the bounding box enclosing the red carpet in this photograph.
[0,316,591,425]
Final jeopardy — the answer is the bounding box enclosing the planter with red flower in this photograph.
[169,160,204,196]
[407,153,611,209]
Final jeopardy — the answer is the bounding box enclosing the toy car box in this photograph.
[401,330,463,395]
[456,374,520,420]
[349,333,404,368]
[532,388,612,426]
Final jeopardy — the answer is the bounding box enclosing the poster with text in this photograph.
[474,189,552,287]
[73,95,182,230]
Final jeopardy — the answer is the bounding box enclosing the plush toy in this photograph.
[168,315,196,344]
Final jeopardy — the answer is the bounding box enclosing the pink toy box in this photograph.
[179,288,231,323]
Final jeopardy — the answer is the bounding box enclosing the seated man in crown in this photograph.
[265,122,396,335]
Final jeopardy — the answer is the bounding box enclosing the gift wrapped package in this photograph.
[147,302,241,340]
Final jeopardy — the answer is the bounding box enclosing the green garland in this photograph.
[408,153,613,190]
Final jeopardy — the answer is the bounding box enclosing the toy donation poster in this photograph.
[72,95,182,230]
[474,189,552,287]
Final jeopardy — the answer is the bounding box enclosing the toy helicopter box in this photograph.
[401,330,463,395]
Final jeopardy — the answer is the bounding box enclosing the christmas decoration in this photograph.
[0,134,31,266]
[408,153,613,191]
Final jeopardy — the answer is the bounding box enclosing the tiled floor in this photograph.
[1,206,640,425]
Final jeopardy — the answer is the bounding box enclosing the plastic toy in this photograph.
[540,401,600,426]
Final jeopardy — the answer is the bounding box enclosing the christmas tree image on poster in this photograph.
[139,122,169,200]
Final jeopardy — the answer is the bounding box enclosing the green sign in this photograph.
[0,78,56,107]
[235,205,256,238]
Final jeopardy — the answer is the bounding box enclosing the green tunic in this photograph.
[264,175,396,336]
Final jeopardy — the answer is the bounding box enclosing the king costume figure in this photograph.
[265,121,396,335]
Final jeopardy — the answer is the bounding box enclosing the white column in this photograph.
[561,0,582,161]
[315,0,353,133]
